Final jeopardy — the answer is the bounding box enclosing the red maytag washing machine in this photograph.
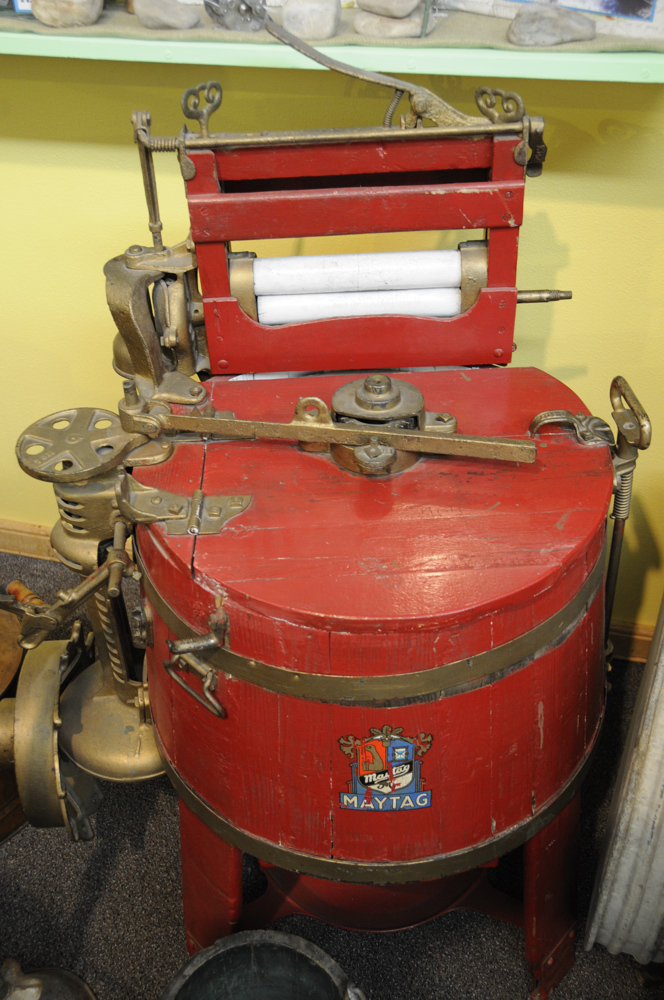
[7,44,650,1000]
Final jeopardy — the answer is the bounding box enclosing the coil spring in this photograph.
[613,470,633,521]
[148,137,179,153]
[384,89,405,129]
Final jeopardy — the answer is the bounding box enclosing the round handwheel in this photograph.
[16,408,132,482]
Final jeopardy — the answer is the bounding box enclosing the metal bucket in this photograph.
[160,931,365,1000]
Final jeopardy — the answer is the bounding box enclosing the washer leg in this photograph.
[524,794,579,998]
[179,801,243,954]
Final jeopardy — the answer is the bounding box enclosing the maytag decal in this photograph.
[338,725,433,811]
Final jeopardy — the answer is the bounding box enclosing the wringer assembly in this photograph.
[0,30,652,1000]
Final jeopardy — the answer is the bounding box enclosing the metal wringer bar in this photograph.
[2,22,650,1000]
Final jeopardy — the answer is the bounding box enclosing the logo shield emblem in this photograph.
[357,738,415,795]
[338,725,433,812]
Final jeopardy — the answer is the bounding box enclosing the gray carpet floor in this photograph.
[0,553,659,1000]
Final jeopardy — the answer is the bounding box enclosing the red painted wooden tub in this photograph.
[136,366,613,998]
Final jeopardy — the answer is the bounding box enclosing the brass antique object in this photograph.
[0,959,96,1000]
[7,624,102,841]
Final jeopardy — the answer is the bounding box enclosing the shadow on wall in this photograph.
[514,210,573,373]
[613,494,661,626]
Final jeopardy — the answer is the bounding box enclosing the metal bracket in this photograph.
[116,472,251,535]
[529,410,614,447]
[123,239,196,275]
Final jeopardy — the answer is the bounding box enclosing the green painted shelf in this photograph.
[2,21,664,81]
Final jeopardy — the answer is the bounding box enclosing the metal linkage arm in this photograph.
[13,523,136,650]
[127,397,537,465]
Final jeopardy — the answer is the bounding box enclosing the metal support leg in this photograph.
[178,801,243,954]
[524,794,579,999]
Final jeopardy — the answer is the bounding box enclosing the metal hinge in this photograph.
[116,473,250,535]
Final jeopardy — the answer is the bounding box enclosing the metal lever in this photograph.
[135,397,537,466]
[13,523,135,650]
[164,610,228,717]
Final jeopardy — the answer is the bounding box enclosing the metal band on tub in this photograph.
[137,545,605,707]
[159,733,599,884]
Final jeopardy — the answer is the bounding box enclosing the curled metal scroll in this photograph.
[475,87,525,124]
[182,82,223,138]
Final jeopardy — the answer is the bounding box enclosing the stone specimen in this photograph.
[354,2,435,36]
[32,0,102,26]
[134,0,201,27]
[282,0,341,37]
[358,0,420,16]
[507,4,595,45]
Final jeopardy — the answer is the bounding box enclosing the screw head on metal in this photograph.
[354,438,396,474]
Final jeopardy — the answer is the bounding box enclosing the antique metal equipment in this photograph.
[1,26,651,1000]
[0,599,25,843]
[160,930,365,1000]
[0,959,96,1000]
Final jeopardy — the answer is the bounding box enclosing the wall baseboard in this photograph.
[0,520,657,660]
[0,519,56,562]
[611,621,654,664]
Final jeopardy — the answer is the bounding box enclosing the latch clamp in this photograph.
[164,610,229,717]
[529,410,614,447]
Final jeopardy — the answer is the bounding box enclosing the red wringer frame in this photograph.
[8,38,651,1000]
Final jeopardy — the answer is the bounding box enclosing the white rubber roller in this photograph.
[256,287,462,325]
[252,250,462,297]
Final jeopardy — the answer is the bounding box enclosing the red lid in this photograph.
[137,367,613,669]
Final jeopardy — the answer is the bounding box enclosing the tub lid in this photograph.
[137,367,613,646]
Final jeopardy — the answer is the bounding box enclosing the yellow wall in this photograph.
[1,55,663,626]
